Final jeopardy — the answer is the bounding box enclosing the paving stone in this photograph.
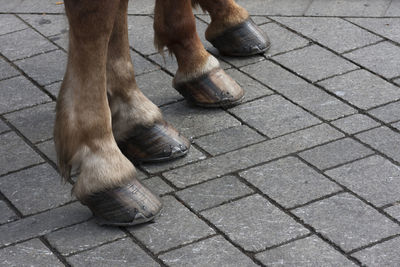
[394,78,400,86]
[15,50,67,86]
[129,196,215,253]
[318,70,400,110]
[256,235,356,267]
[202,194,309,251]
[392,121,400,131]
[0,239,63,267]
[0,28,56,61]
[326,155,400,207]
[127,0,155,15]
[0,164,73,215]
[0,120,9,134]
[356,126,400,163]
[241,60,356,120]
[348,18,400,44]
[0,58,19,80]
[67,238,159,267]
[0,131,43,175]
[306,0,391,16]
[230,95,321,138]
[161,101,240,139]
[141,146,206,174]
[141,176,174,196]
[299,138,374,170]
[368,101,400,123]
[331,114,380,135]
[130,50,159,76]
[164,124,343,188]
[20,14,68,37]
[293,193,400,252]
[148,53,180,75]
[0,200,18,224]
[127,16,157,55]
[386,1,400,16]
[235,0,313,15]
[208,47,265,69]
[0,202,91,247]
[160,235,257,267]
[46,220,125,256]
[0,0,65,13]
[37,139,57,163]
[135,70,182,106]
[385,204,400,221]
[274,17,382,53]
[50,32,68,50]
[196,14,270,25]
[344,41,400,79]
[274,45,358,82]
[45,81,61,98]
[176,175,253,212]
[195,125,265,156]
[5,102,55,144]
[240,157,341,208]
[353,237,400,266]
[0,14,27,35]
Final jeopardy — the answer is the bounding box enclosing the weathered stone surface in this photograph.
[141,176,174,196]
[369,101,400,123]
[0,120,9,134]
[235,0,313,15]
[306,0,391,16]
[20,14,68,37]
[0,0,65,13]
[353,237,400,266]
[385,204,400,221]
[331,114,380,134]
[0,200,18,224]
[0,14,27,35]
[130,50,159,76]
[348,18,400,43]
[127,16,157,55]
[0,57,19,80]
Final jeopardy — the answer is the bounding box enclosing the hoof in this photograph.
[209,18,270,57]
[118,121,190,163]
[81,179,162,226]
[173,67,244,108]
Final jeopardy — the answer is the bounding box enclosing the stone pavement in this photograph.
[1,0,400,266]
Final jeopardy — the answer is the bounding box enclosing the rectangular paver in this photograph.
[353,237,400,267]
[305,0,391,16]
[368,101,400,123]
[348,18,400,44]
[331,114,380,135]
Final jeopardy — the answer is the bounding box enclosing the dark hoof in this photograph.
[81,179,162,226]
[174,67,244,108]
[209,18,270,57]
[118,121,190,163]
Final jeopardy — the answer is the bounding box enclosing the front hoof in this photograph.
[173,67,244,108]
[81,179,162,226]
[209,18,270,57]
[118,121,190,163]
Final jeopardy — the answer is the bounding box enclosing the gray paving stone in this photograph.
[5,102,55,144]
[130,50,159,76]
[256,235,356,267]
[50,32,68,50]
[348,18,400,44]
[15,50,67,86]
[161,101,240,138]
[299,138,374,170]
[326,155,400,207]
[386,1,400,16]
[141,176,174,196]
[127,0,155,15]
[0,120,9,134]
[164,124,343,188]
[235,0,313,15]
[196,14,270,26]
[306,0,391,16]
[0,131,43,175]
[0,201,18,225]
[67,238,159,267]
[160,235,257,267]
[135,70,182,106]
[344,41,400,79]
[353,237,400,267]
[195,125,265,156]
[0,58,19,80]
[394,78,400,86]
[0,0,65,13]
[202,194,309,251]
[274,17,382,53]
[274,45,358,82]
[20,14,68,37]
[230,95,320,138]
[176,175,253,212]
[331,114,380,135]
[356,126,400,163]
[240,157,341,208]
[385,204,400,221]
[46,220,125,256]
[0,76,50,114]
[208,46,262,69]
[0,28,56,61]
[392,121,400,131]
[44,81,61,98]
[148,53,180,75]
[0,14,27,35]
[241,60,356,120]
[293,193,400,252]
[127,16,157,55]
[37,139,57,164]
[141,146,206,174]
[0,202,91,247]
[318,70,400,110]
[0,164,73,215]
[129,196,214,253]
[369,101,400,123]
[0,239,63,267]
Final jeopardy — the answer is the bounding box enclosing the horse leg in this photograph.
[193,0,270,56]
[54,0,161,226]
[154,0,244,107]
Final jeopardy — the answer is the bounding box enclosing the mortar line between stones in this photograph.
[340,39,387,55]
[0,100,54,117]
[347,233,400,255]
[287,191,345,211]
[40,236,71,267]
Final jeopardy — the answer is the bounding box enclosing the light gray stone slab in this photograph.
[0,0,65,13]
[160,236,257,267]
[141,176,174,196]
[392,121,400,131]
[0,14,27,35]
[293,193,400,252]
[0,201,18,224]
[369,101,400,123]
[0,58,19,80]
[386,0,400,16]
[130,50,159,76]
[394,78,400,86]
[331,114,380,134]
[256,235,356,267]
[385,204,400,221]
[20,14,68,37]
[37,139,57,164]
[235,0,313,15]
[318,70,400,110]
[127,0,154,15]
[306,0,391,16]
[348,18,400,43]
[230,95,320,138]
[127,16,157,55]
[240,157,341,208]
[44,81,61,98]
[202,194,309,251]
[0,120,9,134]
[208,46,265,69]
[353,237,400,267]
[50,32,68,50]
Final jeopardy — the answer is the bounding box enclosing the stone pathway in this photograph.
[1,0,400,266]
